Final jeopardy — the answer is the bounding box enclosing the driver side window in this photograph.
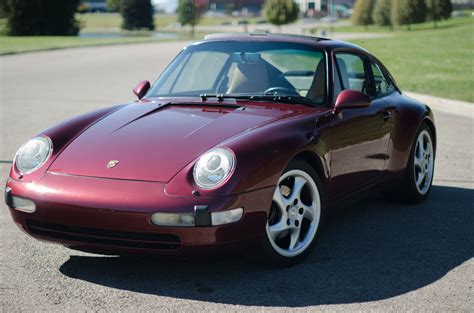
[334,53,371,96]
[371,61,394,97]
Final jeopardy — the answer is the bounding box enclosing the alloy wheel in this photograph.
[266,169,321,257]
[414,130,434,195]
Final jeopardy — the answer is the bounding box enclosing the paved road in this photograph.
[1,42,473,312]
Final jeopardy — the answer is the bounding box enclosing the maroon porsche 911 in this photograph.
[5,33,436,265]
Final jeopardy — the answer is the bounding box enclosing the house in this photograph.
[297,0,355,14]
[208,0,265,15]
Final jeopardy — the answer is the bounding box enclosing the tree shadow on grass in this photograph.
[60,185,474,307]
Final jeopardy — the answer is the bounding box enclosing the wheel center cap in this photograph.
[289,206,298,221]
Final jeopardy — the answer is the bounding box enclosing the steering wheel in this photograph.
[263,87,300,97]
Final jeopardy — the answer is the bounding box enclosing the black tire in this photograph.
[397,123,435,203]
[249,159,326,267]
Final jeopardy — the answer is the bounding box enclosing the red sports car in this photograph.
[5,33,436,265]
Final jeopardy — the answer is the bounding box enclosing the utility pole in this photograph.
[192,0,195,38]
[330,0,335,36]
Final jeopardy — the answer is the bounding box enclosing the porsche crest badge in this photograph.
[107,160,119,169]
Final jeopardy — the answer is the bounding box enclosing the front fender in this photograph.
[165,113,331,198]
[9,104,126,182]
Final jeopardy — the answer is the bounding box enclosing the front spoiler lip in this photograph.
[14,216,264,257]
[5,173,273,254]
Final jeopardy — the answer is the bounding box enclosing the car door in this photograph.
[328,52,392,199]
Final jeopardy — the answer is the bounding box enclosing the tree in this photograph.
[391,0,427,30]
[264,0,299,30]
[426,0,452,27]
[352,0,376,27]
[372,0,392,27]
[0,0,9,19]
[6,0,80,36]
[177,0,204,38]
[120,0,155,31]
[107,0,120,12]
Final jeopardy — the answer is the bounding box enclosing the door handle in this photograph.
[380,110,392,121]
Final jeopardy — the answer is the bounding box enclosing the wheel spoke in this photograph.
[419,134,425,151]
[425,142,432,158]
[268,220,288,241]
[273,187,288,213]
[414,154,423,169]
[303,203,315,222]
[415,138,422,159]
[289,227,301,250]
[416,170,425,187]
[291,176,306,200]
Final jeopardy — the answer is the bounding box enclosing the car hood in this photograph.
[48,100,310,182]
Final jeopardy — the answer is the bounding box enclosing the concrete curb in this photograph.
[405,91,473,118]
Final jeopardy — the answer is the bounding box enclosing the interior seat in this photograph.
[227,62,269,94]
[336,57,350,89]
[306,60,326,102]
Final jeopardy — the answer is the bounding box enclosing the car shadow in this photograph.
[59,185,474,307]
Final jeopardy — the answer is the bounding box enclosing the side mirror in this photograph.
[334,90,371,112]
[133,80,151,100]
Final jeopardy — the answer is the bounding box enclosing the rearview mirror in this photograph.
[334,90,371,111]
[133,80,151,100]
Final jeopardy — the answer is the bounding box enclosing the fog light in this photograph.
[12,196,36,213]
[151,212,195,227]
[211,208,243,226]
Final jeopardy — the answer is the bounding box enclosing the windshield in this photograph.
[148,41,327,105]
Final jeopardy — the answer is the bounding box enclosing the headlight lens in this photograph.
[193,148,235,189]
[15,137,52,173]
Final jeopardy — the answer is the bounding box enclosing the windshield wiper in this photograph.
[247,95,315,106]
[200,93,315,106]
[199,93,251,101]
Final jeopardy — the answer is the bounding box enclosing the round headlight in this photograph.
[193,148,235,189]
[15,137,52,173]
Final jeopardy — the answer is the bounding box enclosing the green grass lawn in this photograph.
[348,18,473,102]
[78,13,261,32]
[334,13,473,33]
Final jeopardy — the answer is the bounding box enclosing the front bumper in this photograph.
[5,173,273,256]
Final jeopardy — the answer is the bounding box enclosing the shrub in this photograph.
[6,0,80,36]
[177,0,205,37]
[352,0,376,27]
[372,0,392,27]
[264,0,299,28]
[120,0,155,31]
[0,0,9,19]
[177,0,201,26]
[391,0,427,30]
[107,0,120,12]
